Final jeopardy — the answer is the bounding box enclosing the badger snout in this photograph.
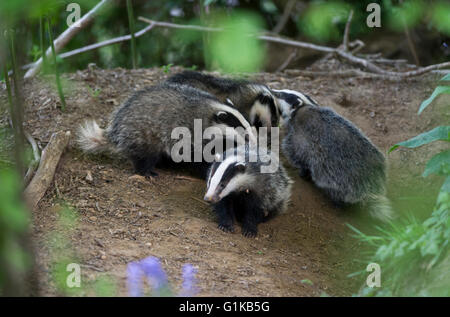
[203,194,219,204]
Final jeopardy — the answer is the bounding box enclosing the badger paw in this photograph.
[144,170,159,178]
[242,227,257,238]
[218,223,235,233]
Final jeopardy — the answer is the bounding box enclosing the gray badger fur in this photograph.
[273,89,392,221]
[166,70,281,129]
[77,82,256,177]
[204,145,292,237]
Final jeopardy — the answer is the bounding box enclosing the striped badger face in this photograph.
[204,154,252,204]
[272,89,318,123]
[212,102,258,145]
[249,86,281,129]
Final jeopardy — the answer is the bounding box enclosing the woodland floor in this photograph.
[1,63,448,296]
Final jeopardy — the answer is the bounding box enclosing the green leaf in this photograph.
[423,150,450,177]
[389,126,450,153]
[441,176,450,193]
[300,279,314,286]
[441,74,450,81]
[418,86,450,115]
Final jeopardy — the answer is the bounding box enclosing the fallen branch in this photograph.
[342,10,354,52]
[23,131,41,187]
[191,196,210,206]
[175,175,203,182]
[276,49,298,73]
[18,23,156,73]
[272,0,297,34]
[24,0,112,78]
[139,17,450,79]
[284,69,417,81]
[59,23,155,60]
[24,131,71,210]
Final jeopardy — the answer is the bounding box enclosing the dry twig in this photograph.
[24,0,112,78]
[23,131,40,186]
[24,131,71,210]
[342,10,354,52]
[138,17,450,78]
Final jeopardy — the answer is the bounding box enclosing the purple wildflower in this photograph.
[140,256,169,294]
[179,264,198,297]
[126,261,144,297]
[126,256,199,297]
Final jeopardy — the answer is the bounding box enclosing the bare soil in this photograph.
[1,64,448,296]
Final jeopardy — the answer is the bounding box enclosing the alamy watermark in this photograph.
[170,121,280,173]
[366,263,381,288]
[66,3,81,28]
[66,263,81,288]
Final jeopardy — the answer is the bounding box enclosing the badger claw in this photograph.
[218,224,234,233]
[242,228,257,238]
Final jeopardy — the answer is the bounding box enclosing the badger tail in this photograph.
[366,193,395,222]
[77,120,112,154]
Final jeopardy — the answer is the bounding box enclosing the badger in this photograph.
[77,83,257,177]
[204,145,292,237]
[166,70,281,129]
[272,89,393,221]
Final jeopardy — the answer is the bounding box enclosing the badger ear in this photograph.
[235,162,246,172]
[258,94,271,105]
[225,98,234,107]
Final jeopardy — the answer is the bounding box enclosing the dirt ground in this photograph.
[1,63,448,296]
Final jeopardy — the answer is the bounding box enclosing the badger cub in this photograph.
[273,89,392,221]
[77,83,256,177]
[204,145,292,237]
[166,71,281,129]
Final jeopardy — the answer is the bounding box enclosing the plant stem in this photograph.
[126,0,137,68]
[39,16,47,72]
[6,29,25,177]
[46,17,66,111]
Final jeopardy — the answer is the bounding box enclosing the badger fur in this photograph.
[77,83,257,177]
[273,89,392,221]
[166,70,281,129]
[204,145,292,237]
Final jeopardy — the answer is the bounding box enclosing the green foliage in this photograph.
[353,73,450,296]
[350,191,449,296]
[300,279,313,286]
[92,275,118,297]
[87,86,102,99]
[28,45,42,62]
[126,0,137,69]
[162,63,174,74]
[205,11,265,73]
[389,126,450,153]
[0,169,31,294]
[418,86,450,115]
[46,17,66,111]
[431,1,450,36]
[423,150,450,177]
[385,0,424,31]
[298,1,350,42]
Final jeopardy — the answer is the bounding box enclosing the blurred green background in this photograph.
[0,0,449,76]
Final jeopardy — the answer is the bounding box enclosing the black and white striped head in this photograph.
[211,102,258,145]
[204,153,254,204]
[248,85,281,129]
[272,89,318,123]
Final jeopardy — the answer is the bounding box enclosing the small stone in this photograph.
[89,216,97,221]
[86,171,93,182]
[369,111,375,118]
[137,201,145,208]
